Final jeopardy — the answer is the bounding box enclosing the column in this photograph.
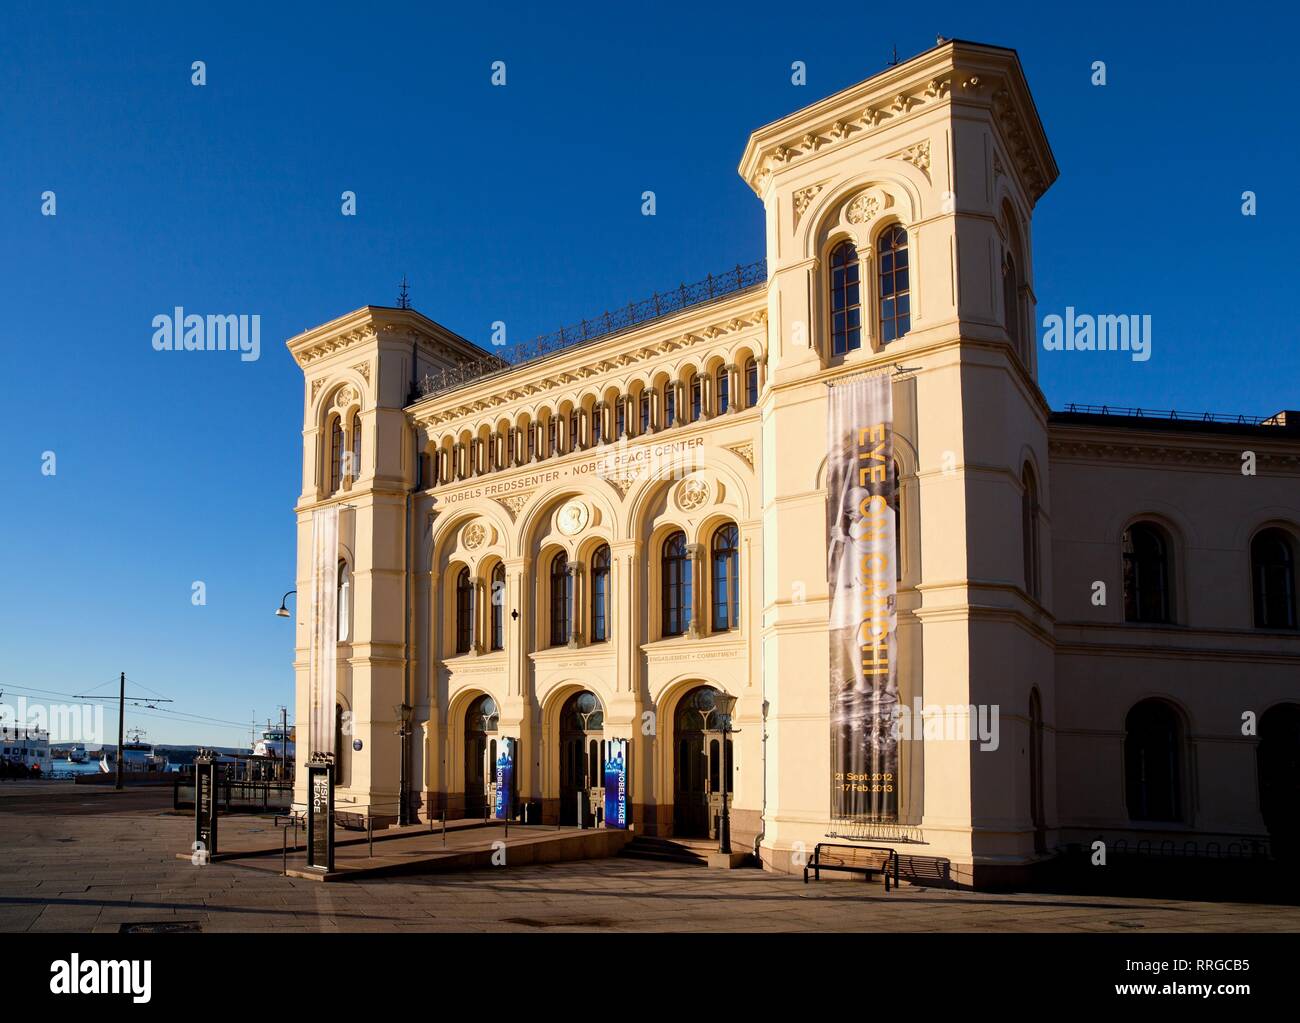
[726,364,741,413]
[686,542,704,638]
[567,563,583,648]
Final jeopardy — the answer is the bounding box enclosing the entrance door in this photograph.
[464,695,498,818]
[673,687,731,838]
[559,691,604,826]
[1259,704,1300,859]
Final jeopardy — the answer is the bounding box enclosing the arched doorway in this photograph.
[464,695,499,819]
[558,691,604,826]
[673,685,731,838]
[1259,704,1300,859]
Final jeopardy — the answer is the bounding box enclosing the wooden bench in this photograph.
[803,843,898,891]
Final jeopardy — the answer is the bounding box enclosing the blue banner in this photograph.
[493,738,514,820]
[603,738,629,829]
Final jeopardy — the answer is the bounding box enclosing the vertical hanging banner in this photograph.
[603,738,629,829]
[493,737,515,820]
[827,373,898,823]
[308,507,339,759]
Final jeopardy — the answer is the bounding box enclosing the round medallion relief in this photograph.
[557,499,590,536]
[675,478,710,512]
[462,523,487,550]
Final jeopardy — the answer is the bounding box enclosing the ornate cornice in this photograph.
[285,306,498,372]
[738,41,1057,205]
[1049,437,1300,472]
[412,307,768,430]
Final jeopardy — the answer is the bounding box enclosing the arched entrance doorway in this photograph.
[673,685,731,838]
[1259,703,1300,859]
[464,695,499,819]
[558,691,604,826]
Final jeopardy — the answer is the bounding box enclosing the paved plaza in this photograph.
[1,783,1297,933]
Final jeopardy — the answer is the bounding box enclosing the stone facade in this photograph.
[286,40,1300,885]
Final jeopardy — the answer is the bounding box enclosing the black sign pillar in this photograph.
[306,755,335,872]
[194,752,218,860]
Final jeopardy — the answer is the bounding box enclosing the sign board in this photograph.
[603,738,629,829]
[194,757,218,858]
[493,738,515,820]
[306,760,335,872]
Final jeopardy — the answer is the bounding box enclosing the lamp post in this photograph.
[712,692,738,855]
[274,590,296,618]
[395,703,413,825]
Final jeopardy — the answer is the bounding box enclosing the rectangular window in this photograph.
[640,393,651,433]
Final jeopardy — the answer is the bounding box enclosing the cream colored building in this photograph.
[287,40,1300,885]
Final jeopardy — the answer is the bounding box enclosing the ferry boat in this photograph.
[253,725,295,761]
[0,724,52,774]
[99,730,167,773]
[67,743,88,763]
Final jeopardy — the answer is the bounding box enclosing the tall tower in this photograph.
[286,306,495,818]
[739,41,1059,883]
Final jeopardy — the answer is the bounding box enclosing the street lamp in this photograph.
[712,692,738,855]
[394,703,413,826]
[274,590,296,618]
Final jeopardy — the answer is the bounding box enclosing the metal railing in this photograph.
[413,258,767,401]
[1058,403,1285,427]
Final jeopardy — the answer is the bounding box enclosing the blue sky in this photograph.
[1,1,1295,746]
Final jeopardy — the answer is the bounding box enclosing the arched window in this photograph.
[546,418,558,458]
[877,225,911,343]
[829,240,861,356]
[568,410,579,452]
[1253,528,1297,629]
[710,524,740,632]
[616,399,627,438]
[690,375,703,422]
[1123,522,1172,623]
[337,561,351,642]
[591,405,604,445]
[639,391,651,434]
[526,424,536,461]
[455,567,474,654]
[550,552,571,647]
[663,385,676,428]
[490,563,506,651]
[715,366,730,414]
[661,531,692,637]
[745,357,758,407]
[1022,464,1040,600]
[1124,700,1183,822]
[350,414,362,481]
[335,703,349,787]
[329,416,344,492]
[1003,250,1023,360]
[591,544,610,643]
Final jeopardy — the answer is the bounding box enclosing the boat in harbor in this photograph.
[67,743,88,763]
[0,724,52,775]
[99,730,167,773]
